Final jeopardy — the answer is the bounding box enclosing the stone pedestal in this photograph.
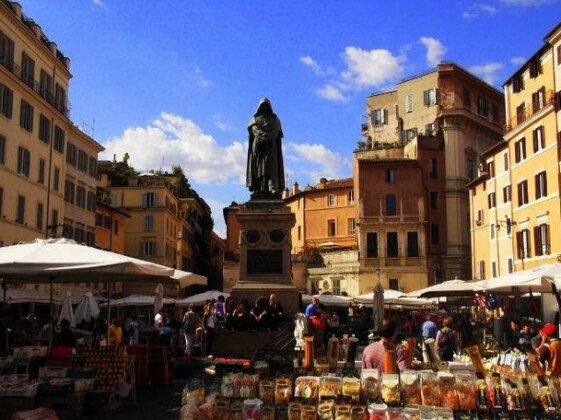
[230,199,301,317]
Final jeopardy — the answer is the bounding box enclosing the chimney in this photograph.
[9,2,22,18]
[48,41,57,55]
[292,182,300,196]
[63,56,71,71]
[282,188,289,199]
[29,22,42,39]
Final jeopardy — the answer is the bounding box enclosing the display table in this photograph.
[128,344,173,385]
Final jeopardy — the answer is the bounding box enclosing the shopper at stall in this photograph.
[362,318,407,372]
[127,314,140,345]
[533,323,560,374]
[435,316,458,361]
[266,294,284,331]
[202,302,216,356]
[109,318,123,346]
[224,296,236,332]
[507,319,522,350]
[233,299,250,330]
[183,304,201,356]
[519,321,533,351]
[421,314,438,340]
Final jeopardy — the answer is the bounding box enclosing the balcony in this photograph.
[504,90,555,132]
[0,56,70,118]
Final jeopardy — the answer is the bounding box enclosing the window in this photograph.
[143,215,154,231]
[327,194,336,207]
[17,146,30,177]
[19,100,34,132]
[503,152,509,171]
[389,279,399,291]
[463,89,471,108]
[429,191,438,211]
[366,232,378,258]
[0,30,15,71]
[423,88,437,106]
[95,213,103,226]
[0,135,5,164]
[327,219,336,237]
[477,97,489,117]
[403,128,417,141]
[532,87,546,113]
[51,209,58,227]
[490,223,495,240]
[533,126,545,152]
[487,162,495,177]
[492,261,497,278]
[16,195,25,224]
[429,157,438,178]
[54,126,65,153]
[64,180,75,204]
[347,218,356,235]
[503,185,511,203]
[517,180,528,206]
[372,108,386,125]
[141,241,156,257]
[513,74,524,93]
[77,150,88,172]
[104,216,111,229]
[516,103,525,125]
[54,83,66,114]
[534,224,550,256]
[488,193,496,209]
[38,158,45,184]
[385,194,397,216]
[53,167,60,191]
[529,58,541,78]
[66,143,77,166]
[21,52,35,88]
[405,94,413,113]
[514,138,526,163]
[477,209,484,226]
[430,223,440,245]
[76,186,86,208]
[38,114,50,143]
[86,191,96,212]
[425,123,434,135]
[39,70,52,101]
[517,229,531,259]
[476,261,485,279]
[505,217,513,235]
[386,169,395,183]
[0,82,13,118]
[347,189,354,204]
[508,258,514,273]
[88,157,97,178]
[407,231,419,257]
[387,232,398,257]
[86,232,95,247]
[535,171,547,199]
[36,202,43,230]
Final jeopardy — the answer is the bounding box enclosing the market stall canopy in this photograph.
[476,263,561,293]
[354,290,437,309]
[4,288,64,305]
[172,269,207,289]
[301,293,353,308]
[175,290,229,307]
[0,238,176,283]
[406,279,484,298]
[355,289,405,303]
[101,294,176,308]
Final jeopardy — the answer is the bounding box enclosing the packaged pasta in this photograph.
[294,376,320,400]
[400,370,421,407]
[420,371,439,407]
[437,371,458,410]
[361,369,381,402]
[505,381,524,411]
[319,376,342,398]
[454,371,477,410]
[381,373,400,406]
[488,373,506,409]
[182,377,205,406]
[475,372,490,411]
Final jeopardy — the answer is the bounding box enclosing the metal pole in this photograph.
[48,276,54,350]
[106,282,113,345]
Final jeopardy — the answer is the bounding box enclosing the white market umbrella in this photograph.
[407,279,484,298]
[172,269,207,289]
[476,263,561,293]
[74,292,100,324]
[300,293,353,308]
[101,294,176,308]
[175,290,229,307]
[154,283,164,315]
[59,289,75,328]
[4,288,63,305]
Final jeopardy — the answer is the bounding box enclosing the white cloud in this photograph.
[194,66,212,88]
[468,62,504,85]
[285,143,351,181]
[101,113,246,185]
[300,56,323,76]
[462,3,498,18]
[341,47,405,88]
[419,37,446,67]
[316,84,348,102]
[92,0,105,6]
[510,56,526,66]
[500,0,558,5]
[211,114,232,132]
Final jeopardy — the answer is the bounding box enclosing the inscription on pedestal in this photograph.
[247,249,283,274]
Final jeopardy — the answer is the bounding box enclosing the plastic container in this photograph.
[243,398,263,420]
[319,376,342,398]
[328,335,340,369]
[288,402,302,420]
[342,377,361,401]
[294,376,319,400]
[400,370,421,406]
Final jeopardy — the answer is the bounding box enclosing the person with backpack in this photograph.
[182,304,201,356]
[435,316,458,361]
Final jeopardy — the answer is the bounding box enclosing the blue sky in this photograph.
[17,0,561,236]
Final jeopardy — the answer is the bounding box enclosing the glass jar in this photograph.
[261,406,274,420]
[215,400,230,420]
[350,406,365,420]
[335,404,351,420]
[318,403,333,419]
[243,398,263,420]
[288,402,302,420]
[275,379,292,406]
[260,380,275,405]
[301,405,317,420]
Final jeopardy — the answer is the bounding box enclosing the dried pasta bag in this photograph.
[517,377,538,411]
[294,376,319,400]
[454,371,477,411]
[381,373,401,406]
[420,371,440,407]
[361,368,381,403]
[438,371,459,410]
[319,376,342,399]
[182,377,205,406]
[400,370,421,407]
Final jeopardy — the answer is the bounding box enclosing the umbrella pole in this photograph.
[106,282,113,346]
[48,276,54,351]
[1,278,6,312]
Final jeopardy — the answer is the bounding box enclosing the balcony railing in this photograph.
[0,56,70,118]
[504,90,555,132]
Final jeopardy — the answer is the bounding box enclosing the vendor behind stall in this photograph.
[108,318,123,346]
[362,318,407,372]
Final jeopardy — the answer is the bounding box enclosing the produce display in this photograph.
[81,346,128,391]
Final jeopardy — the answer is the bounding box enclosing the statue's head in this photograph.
[255,98,273,116]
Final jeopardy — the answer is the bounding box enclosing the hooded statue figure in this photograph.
[246,98,285,198]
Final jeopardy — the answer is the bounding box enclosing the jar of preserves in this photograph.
[261,406,274,420]
[275,379,292,405]
[288,402,302,420]
[350,406,365,420]
[215,400,230,420]
[301,405,317,420]
[231,400,244,420]
[318,402,333,419]
[243,398,263,420]
[259,380,274,405]
[335,404,351,420]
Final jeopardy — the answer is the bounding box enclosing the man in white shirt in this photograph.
[154,309,164,331]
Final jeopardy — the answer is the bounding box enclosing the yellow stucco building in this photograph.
[469,22,561,278]
[0,1,103,247]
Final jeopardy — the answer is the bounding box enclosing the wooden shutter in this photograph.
[533,129,539,152]
[516,232,523,258]
[423,90,429,106]
[534,226,542,256]
[545,224,551,254]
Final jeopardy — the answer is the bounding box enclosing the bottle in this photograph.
[328,335,340,370]
[346,335,359,364]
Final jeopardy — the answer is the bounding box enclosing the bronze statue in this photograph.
[246,98,285,199]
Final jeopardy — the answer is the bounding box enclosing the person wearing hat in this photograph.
[533,323,560,374]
